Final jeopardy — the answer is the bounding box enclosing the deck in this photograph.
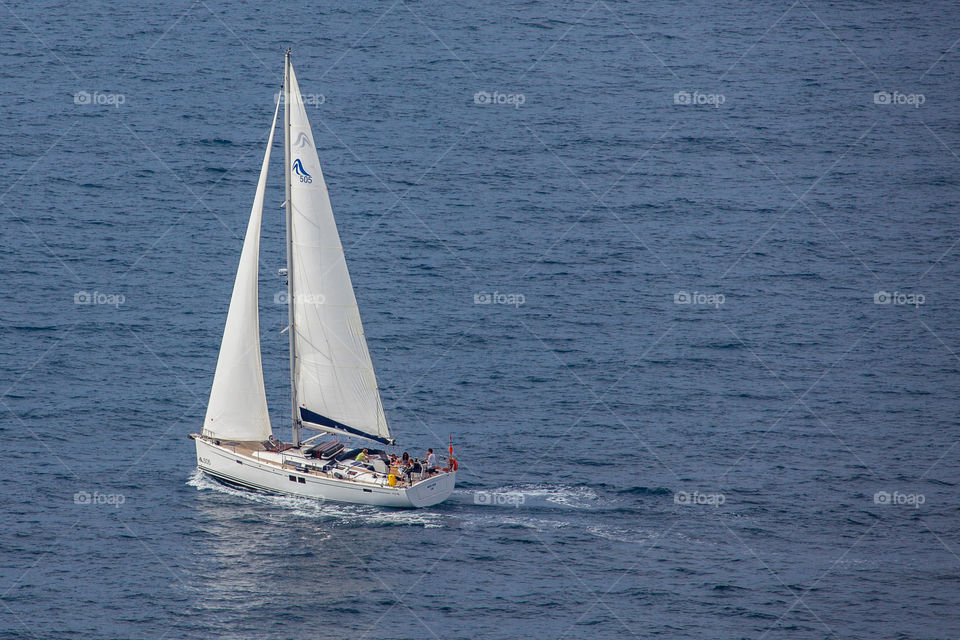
[207,438,446,489]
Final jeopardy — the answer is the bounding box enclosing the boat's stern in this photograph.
[402,471,456,507]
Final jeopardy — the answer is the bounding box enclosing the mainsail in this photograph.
[202,97,280,442]
[286,61,392,444]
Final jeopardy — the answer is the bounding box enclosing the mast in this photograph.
[284,49,300,447]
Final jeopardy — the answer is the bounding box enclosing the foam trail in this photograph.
[465,483,602,509]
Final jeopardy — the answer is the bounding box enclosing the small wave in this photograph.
[494,517,570,532]
[710,583,748,592]
[186,469,443,528]
[614,486,673,496]
[586,525,652,543]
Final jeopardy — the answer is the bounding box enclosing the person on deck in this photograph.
[410,459,422,479]
[398,452,412,484]
[355,448,368,463]
[426,448,437,474]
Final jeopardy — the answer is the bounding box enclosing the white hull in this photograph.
[193,437,455,508]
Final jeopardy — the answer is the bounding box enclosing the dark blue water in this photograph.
[2,1,959,638]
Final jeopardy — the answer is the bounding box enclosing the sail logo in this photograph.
[293,158,312,184]
[294,132,310,148]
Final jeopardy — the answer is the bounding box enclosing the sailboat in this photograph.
[190,51,456,508]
